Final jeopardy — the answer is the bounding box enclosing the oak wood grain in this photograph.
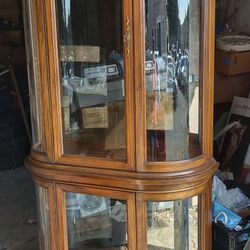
[25,0,217,249]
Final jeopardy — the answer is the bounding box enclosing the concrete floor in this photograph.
[0,167,39,250]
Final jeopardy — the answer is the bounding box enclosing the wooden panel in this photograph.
[122,0,136,169]
[199,179,212,250]
[133,0,146,169]
[43,0,63,161]
[34,0,55,160]
[33,178,58,250]
[56,185,68,250]
[136,197,147,250]
[202,0,216,159]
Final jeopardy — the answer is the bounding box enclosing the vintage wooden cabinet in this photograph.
[24,0,217,249]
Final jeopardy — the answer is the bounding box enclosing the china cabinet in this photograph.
[24,0,217,249]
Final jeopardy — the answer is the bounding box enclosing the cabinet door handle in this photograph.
[124,16,130,54]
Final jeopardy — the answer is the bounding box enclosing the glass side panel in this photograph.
[23,0,43,151]
[147,196,198,250]
[66,192,128,249]
[56,0,126,161]
[145,0,201,161]
[36,186,51,250]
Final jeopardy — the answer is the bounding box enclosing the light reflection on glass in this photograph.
[66,192,128,250]
[147,196,198,250]
[145,0,201,162]
[57,0,126,161]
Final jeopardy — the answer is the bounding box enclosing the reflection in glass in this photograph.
[145,0,201,161]
[57,0,126,161]
[24,0,43,151]
[66,192,128,250]
[36,186,51,250]
[147,196,198,250]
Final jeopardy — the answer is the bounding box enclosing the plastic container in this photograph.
[213,222,250,250]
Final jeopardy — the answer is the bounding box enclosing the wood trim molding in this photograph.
[26,154,218,193]
[133,0,146,169]
[57,155,133,171]
[123,0,136,169]
[202,0,216,159]
[35,0,54,160]
[136,197,147,250]
[43,0,63,161]
[31,148,218,174]
[199,179,213,250]
[33,178,58,250]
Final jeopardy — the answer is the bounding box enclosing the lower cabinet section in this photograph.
[35,181,209,250]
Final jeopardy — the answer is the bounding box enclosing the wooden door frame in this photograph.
[35,0,136,171]
[55,183,137,250]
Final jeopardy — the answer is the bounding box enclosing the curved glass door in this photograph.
[23,0,43,151]
[147,196,198,250]
[145,0,201,161]
[56,0,127,161]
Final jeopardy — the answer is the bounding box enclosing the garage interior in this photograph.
[0,0,38,249]
[0,0,250,250]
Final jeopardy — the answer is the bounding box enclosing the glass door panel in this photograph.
[66,192,128,249]
[147,196,198,250]
[23,0,43,151]
[56,0,126,161]
[145,0,201,161]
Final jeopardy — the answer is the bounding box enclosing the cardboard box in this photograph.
[215,49,250,75]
